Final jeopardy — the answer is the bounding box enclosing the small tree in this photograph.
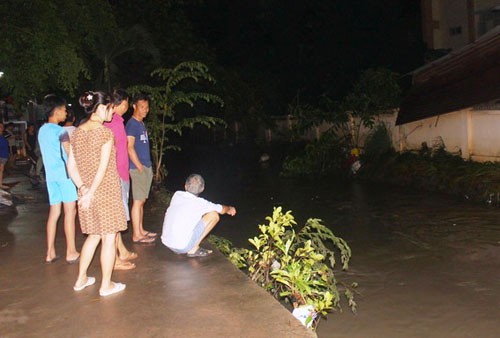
[339,68,401,148]
[129,61,224,183]
[283,68,401,177]
[290,68,401,149]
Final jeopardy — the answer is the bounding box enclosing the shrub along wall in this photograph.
[358,147,500,206]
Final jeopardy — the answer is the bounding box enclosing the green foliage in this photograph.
[209,207,357,328]
[281,131,351,178]
[129,61,225,183]
[283,68,400,178]
[92,25,160,92]
[359,145,500,205]
[338,68,401,148]
[290,68,401,148]
[0,0,117,100]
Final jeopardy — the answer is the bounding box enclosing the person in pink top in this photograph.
[104,89,138,270]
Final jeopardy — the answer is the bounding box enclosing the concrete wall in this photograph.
[395,108,500,162]
[262,108,500,163]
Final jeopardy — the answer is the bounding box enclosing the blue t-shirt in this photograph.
[125,117,151,169]
[38,123,70,182]
[0,135,9,159]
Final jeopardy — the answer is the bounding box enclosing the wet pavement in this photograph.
[0,174,315,338]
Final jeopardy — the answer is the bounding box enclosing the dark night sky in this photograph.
[114,0,425,112]
[186,1,424,102]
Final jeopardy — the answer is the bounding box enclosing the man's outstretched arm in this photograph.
[220,205,237,216]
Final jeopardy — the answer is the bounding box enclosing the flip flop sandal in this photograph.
[132,236,155,244]
[73,277,96,291]
[99,282,126,297]
[200,247,213,254]
[45,256,60,264]
[187,247,212,257]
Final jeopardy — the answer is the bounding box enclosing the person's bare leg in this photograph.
[137,200,156,237]
[46,203,62,262]
[100,233,119,293]
[63,201,79,261]
[131,199,153,242]
[116,233,136,259]
[74,235,100,289]
[187,212,220,255]
[114,233,136,270]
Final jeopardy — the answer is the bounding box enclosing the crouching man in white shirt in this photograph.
[161,174,237,257]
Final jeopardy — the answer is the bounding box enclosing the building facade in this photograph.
[421,0,500,51]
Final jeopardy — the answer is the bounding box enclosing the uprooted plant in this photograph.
[209,207,357,329]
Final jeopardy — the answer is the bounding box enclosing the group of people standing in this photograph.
[38,90,156,297]
[37,87,238,297]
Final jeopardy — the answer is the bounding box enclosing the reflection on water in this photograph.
[166,144,500,337]
[165,144,500,250]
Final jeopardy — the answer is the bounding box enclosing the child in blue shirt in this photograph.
[38,95,80,264]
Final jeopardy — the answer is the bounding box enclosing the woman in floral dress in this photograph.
[68,91,127,297]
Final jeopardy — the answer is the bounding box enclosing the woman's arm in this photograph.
[78,138,113,209]
[67,145,84,189]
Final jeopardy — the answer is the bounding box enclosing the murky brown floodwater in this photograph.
[167,144,500,338]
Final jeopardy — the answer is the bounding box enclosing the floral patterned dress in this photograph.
[70,126,126,235]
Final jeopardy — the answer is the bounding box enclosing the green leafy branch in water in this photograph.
[209,207,357,329]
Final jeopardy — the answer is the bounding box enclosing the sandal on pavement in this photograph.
[66,255,80,265]
[187,247,213,258]
[132,236,155,244]
[114,261,136,271]
[45,256,60,264]
[74,277,96,291]
[144,231,157,238]
[100,282,126,297]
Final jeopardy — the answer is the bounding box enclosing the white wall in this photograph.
[395,108,500,162]
[262,108,500,163]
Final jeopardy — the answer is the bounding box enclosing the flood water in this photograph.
[165,143,500,338]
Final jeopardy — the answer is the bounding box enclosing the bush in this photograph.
[359,145,500,205]
[209,207,357,330]
[281,132,351,178]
